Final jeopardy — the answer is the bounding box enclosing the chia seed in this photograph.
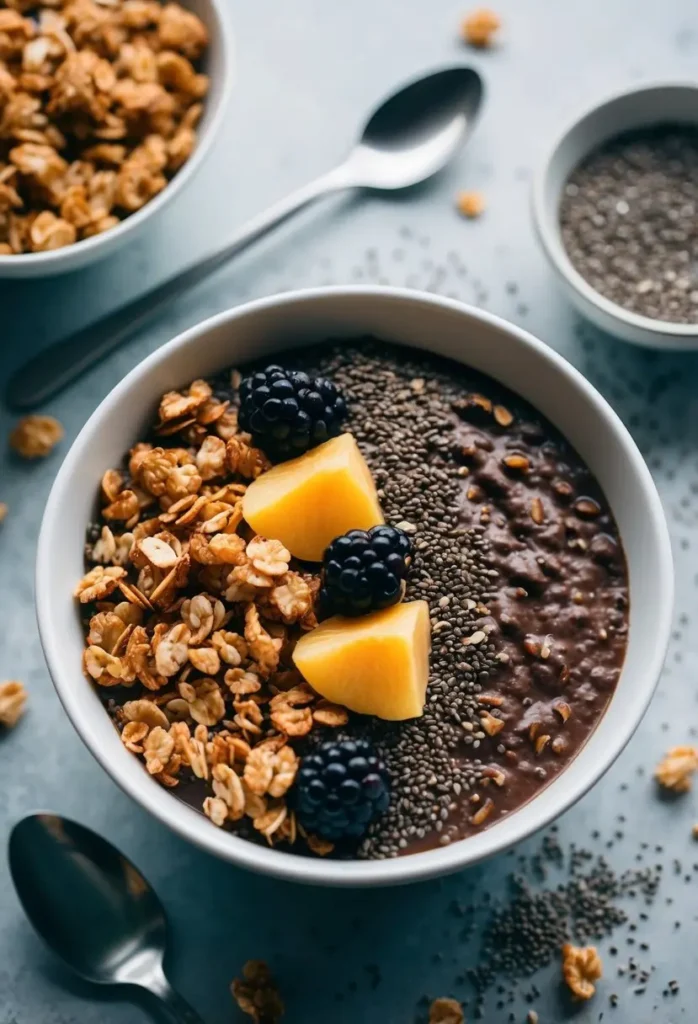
[296,342,501,858]
[559,125,698,323]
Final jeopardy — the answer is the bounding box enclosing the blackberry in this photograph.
[238,365,347,460]
[320,525,413,616]
[296,738,391,841]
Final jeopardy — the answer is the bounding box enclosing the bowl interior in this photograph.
[536,84,698,342]
[37,289,673,885]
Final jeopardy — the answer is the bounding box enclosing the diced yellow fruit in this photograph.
[293,601,431,721]
[242,433,384,562]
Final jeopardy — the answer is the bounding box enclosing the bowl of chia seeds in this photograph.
[532,83,698,349]
[37,287,673,886]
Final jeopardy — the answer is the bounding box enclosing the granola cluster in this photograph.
[655,745,698,793]
[231,960,284,1024]
[561,942,602,1000]
[75,373,347,852]
[428,997,464,1024]
[0,0,209,254]
[0,679,27,727]
[9,413,63,456]
[460,8,501,48]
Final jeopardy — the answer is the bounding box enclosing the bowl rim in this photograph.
[36,285,674,886]
[532,79,698,340]
[0,0,234,270]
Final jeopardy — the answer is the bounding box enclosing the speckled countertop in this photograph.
[2,2,698,1022]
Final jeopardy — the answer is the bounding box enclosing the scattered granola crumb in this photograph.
[305,832,334,857]
[461,8,501,48]
[456,190,486,219]
[526,1012,539,1024]
[0,502,7,523]
[692,823,698,839]
[0,681,27,728]
[9,415,63,458]
[428,996,464,1024]
[561,943,602,1000]
[231,960,284,1023]
[655,745,698,792]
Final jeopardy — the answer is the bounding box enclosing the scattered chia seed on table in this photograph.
[559,125,698,323]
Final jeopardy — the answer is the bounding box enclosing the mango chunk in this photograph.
[242,433,384,562]
[293,600,431,721]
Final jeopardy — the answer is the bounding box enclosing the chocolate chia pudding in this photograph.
[75,339,628,861]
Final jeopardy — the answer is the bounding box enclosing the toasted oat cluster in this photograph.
[561,943,602,1000]
[460,8,500,48]
[9,413,63,456]
[428,997,464,1024]
[0,0,209,254]
[231,961,284,1024]
[75,374,348,853]
[0,679,27,727]
[654,745,698,793]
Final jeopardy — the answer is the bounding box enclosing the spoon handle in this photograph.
[145,970,207,1024]
[6,164,353,411]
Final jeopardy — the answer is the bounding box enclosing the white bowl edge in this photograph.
[532,81,698,350]
[36,286,674,886]
[0,0,235,278]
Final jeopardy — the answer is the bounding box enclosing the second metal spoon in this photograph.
[8,65,483,410]
[9,813,203,1024]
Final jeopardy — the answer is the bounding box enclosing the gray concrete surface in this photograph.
[2,1,698,1021]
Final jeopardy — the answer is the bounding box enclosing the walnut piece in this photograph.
[0,680,27,727]
[268,573,313,624]
[9,414,63,457]
[226,436,271,479]
[455,190,485,218]
[246,536,290,577]
[211,763,245,820]
[74,565,127,603]
[179,678,225,726]
[429,997,464,1024]
[122,699,169,730]
[561,943,602,1000]
[312,700,349,728]
[231,960,284,1024]
[461,8,501,47]
[655,745,698,792]
[244,743,298,798]
[244,603,282,678]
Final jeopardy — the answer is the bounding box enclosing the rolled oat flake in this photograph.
[559,125,698,323]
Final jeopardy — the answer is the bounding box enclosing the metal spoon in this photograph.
[8,65,483,410]
[8,813,203,1023]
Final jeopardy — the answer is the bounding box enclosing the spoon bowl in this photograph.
[348,66,483,190]
[9,814,204,1022]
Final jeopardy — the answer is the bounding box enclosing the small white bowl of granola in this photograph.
[0,0,233,278]
[36,287,672,886]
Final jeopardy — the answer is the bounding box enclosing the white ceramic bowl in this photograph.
[37,287,673,886]
[0,0,233,279]
[532,82,698,349]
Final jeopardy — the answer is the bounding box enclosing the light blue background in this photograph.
[2,2,698,1021]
